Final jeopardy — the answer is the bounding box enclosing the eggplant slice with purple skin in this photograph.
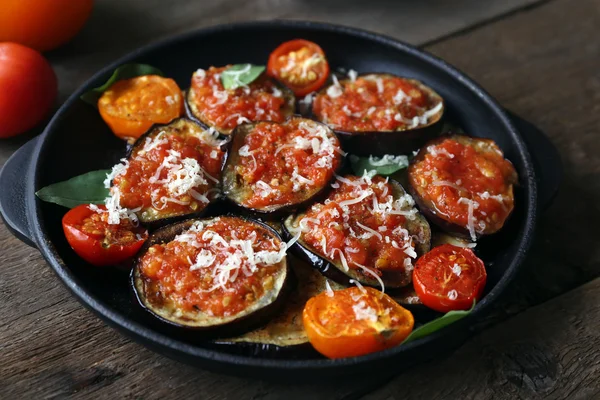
[114,118,229,229]
[212,255,345,358]
[131,216,291,338]
[311,73,444,156]
[407,134,518,240]
[185,71,296,136]
[282,179,431,289]
[222,116,343,216]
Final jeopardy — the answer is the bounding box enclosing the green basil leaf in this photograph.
[403,301,476,344]
[35,170,111,208]
[80,64,164,106]
[349,154,410,176]
[221,64,265,90]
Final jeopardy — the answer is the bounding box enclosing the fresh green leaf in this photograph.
[80,64,164,106]
[221,64,265,90]
[35,170,111,208]
[403,301,476,344]
[349,154,410,176]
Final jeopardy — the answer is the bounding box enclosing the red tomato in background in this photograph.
[0,0,94,52]
[0,43,57,138]
[62,204,148,267]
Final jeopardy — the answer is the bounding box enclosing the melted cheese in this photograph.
[167,158,208,196]
[352,300,378,322]
[427,144,455,159]
[104,158,129,188]
[327,75,343,98]
[186,225,287,293]
[458,197,480,241]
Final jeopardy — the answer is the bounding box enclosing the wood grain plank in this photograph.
[0,0,595,398]
[363,278,600,400]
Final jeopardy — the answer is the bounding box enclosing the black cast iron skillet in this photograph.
[0,21,561,381]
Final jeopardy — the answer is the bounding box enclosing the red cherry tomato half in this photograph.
[267,39,329,97]
[62,204,148,267]
[413,244,487,313]
[0,42,57,138]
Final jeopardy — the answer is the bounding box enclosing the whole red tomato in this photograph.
[0,43,57,138]
[0,0,94,52]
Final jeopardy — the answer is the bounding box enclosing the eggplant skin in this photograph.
[131,216,291,338]
[121,118,230,230]
[185,77,296,135]
[282,179,431,289]
[221,116,343,216]
[311,73,444,156]
[408,134,518,240]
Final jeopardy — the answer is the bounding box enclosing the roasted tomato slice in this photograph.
[267,39,329,97]
[62,204,148,267]
[413,244,486,313]
[98,75,183,142]
[303,287,414,359]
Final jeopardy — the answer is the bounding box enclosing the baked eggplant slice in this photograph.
[109,118,228,228]
[131,216,291,336]
[408,134,518,241]
[283,174,431,289]
[213,255,344,358]
[185,66,296,135]
[431,231,478,249]
[222,116,343,215]
[311,73,444,156]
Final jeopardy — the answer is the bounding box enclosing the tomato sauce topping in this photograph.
[312,73,442,132]
[233,119,342,209]
[78,204,144,246]
[298,174,421,281]
[190,66,289,133]
[408,135,518,240]
[110,120,225,221]
[139,217,286,317]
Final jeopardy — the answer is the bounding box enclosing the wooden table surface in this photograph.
[2,0,600,398]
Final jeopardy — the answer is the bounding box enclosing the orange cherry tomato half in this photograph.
[98,75,183,142]
[62,204,148,267]
[267,39,330,97]
[413,244,487,313]
[303,287,414,359]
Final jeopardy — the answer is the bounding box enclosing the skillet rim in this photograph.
[26,20,538,372]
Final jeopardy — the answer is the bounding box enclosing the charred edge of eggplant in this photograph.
[119,117,231,230]
[185,77,297,136]
[407,134,517,239]
[310,73,445,156]
[408,183,473,241]
[281,179,431,289]
[130,216,292,339]
[221,116,343,217]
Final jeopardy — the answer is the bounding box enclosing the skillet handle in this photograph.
[0,137,39,248]
[507,112,562,210]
